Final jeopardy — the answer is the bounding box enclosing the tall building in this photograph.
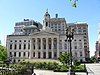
[95,24,100,59]
[95,41,100,58]
[6,10,89,62]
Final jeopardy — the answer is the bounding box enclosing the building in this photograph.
[95,41,100,58]
[95,24,100,59]
[6,10,89,62]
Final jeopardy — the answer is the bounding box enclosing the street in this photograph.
[86,63,100,75]
[34,63,100,75]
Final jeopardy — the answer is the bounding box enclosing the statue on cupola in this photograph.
[42,9,52,32]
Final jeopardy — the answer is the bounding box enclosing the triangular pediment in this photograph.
[30,31,59,36]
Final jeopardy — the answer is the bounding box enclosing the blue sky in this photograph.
[0,0,100,56]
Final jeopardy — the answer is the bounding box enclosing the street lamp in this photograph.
[65,27,75,75]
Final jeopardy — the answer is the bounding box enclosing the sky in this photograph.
[0,0,100,56]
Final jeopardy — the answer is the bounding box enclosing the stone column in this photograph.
[29,39,33,59]
[21,52,23,58]
[16,52,18,57]
[57,38,59,58]
[46,38,48,58]
[22,42,24,50]
[41,38,43,58]
[51,38,54,59]
[35,38,38,58]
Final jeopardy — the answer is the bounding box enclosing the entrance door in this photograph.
[48,52,51,58]
[38,52,40,58]
[43,52,46,58]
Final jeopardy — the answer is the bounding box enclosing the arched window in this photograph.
[14,44,17,50]
[46,22,48,27]
[10,44,12,49]
[19,44,21,49]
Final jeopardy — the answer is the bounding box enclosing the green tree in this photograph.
[73,59,80,66]
[90,56,97,63]
[58,52,69,65]
[0,45,7,61]
[69,0,78,7]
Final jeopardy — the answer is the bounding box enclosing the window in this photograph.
[79,43,82,49]
[49,44,51,49]
[14,44,17,50]
[58,29,61,31]
[46,22,48,27]
[55,29,57,31]
[75,52,77,57]
[64,43,67,49]
[83,27,86,29]
[10,52,12,56]
[10,40,12,42]
[78,27,82,32]
[19,40,21,42]
[15,40,17,42]
[33,44,35,49]
[23,52,25,57]
[10,44,12,49]
[74,40,76,41]
[75,46,77,49]
[54,44,57,49]
[38,44,41,49]
[54,52,57,57]
[83,30,86,32]
[19,52,21,57]
[23,44,26,49]
[24,40,26,42]
[28,52,30,57]
[33,52,35,57]
[83,36,86,38]
[14,52,16,57]
[19,44,21,49]
[28,44,30,49]
[28,40,30,42]
[43,44,46,49]
[80,51,82,57]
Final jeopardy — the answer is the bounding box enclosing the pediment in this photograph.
[30,31,59,36]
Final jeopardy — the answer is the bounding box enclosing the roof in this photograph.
[50,18,66,22]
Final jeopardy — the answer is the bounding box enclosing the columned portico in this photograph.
[31,36,59,59]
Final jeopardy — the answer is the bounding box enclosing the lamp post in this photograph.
[65,27,75,75]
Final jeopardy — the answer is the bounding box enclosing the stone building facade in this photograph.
[6,10,89,62]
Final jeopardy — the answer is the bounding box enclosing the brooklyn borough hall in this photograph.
[6,10,90,62]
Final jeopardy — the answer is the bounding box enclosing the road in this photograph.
[33,63,100,75]
[86,63,100,75]
[34,69,86,75]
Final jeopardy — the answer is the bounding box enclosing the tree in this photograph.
[73,59,80,66]
[0,45,7,61]
[58,52,69,65]
[90,56,97,63]
[69,0,78,7]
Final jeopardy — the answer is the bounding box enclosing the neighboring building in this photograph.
[6,10,89,62]
[95,24,100,59]
[13,19,42,35]
[95,41,100,58]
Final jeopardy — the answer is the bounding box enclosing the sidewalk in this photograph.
[34,69,86,75]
